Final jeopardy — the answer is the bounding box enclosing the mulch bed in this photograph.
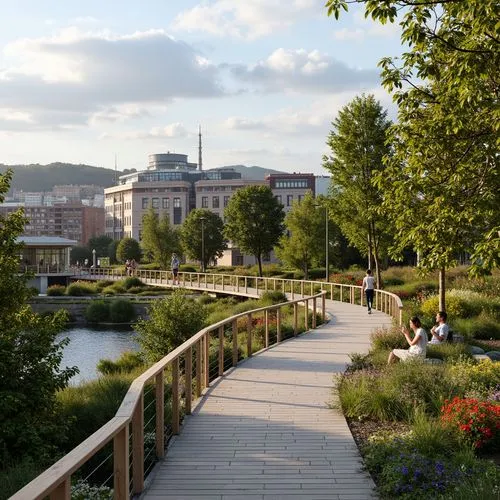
[346,418,411,451]
[475,339,500,351]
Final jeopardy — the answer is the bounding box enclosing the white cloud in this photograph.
[0,29,223,129]
[100,122,189,140]
[227,48,379,93]
[172,0,319,40]
[333,10,401,42]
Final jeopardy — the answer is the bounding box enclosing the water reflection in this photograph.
[56,327,139,384]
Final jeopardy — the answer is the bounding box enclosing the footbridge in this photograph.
[12,270,402,500]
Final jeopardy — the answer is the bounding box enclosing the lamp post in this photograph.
[92,248,96,269]
[200,217,206,273]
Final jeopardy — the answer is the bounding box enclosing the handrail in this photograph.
[11,287,327,500]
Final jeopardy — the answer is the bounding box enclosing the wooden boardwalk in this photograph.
[142,300,393,500]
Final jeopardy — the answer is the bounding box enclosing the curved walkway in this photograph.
[142,300,393,500]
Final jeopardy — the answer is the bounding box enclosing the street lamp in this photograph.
[92,248,96,269]
[199,217,206,273]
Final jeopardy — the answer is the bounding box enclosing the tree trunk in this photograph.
[371,221,382,289]
[439,267,446,312]
[304,262,309,281]
[367,229,373,271]
[257,254,263,277]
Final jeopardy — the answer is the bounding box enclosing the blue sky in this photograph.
[0,0,403,175]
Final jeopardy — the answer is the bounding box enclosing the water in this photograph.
[56,327,139,384]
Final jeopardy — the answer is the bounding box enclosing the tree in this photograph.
[323,94,392,287]
[181,209,227,271]
[135,290,206,362]
[0,169,77,467]
[87,235,113,258]
[275,193,325,279]
[70,245,92,265]
[107,239,120,265]
[224,186,285,276]
[141,208,179,269]
[116,237,141,263]
[326,0,500,309]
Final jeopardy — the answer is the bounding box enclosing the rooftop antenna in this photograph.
[198,124,203,171]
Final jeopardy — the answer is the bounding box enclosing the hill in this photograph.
[0,162,287,193]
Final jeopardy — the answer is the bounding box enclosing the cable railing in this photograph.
[11,286,327,500]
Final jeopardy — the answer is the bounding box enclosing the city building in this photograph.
[0,204,105,245]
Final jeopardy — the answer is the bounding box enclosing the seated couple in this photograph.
[387,312,449,364]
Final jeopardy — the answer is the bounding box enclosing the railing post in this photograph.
[247,313,252,357]
[196,340,202,396]
[330,283,334,301]
[340,285,343,302]
[132,392,144,495]
[222,274,225,291]
[185,347,192,415]
[50,479,70,500]
[204,333,210,388]
[232,319,238,366]
[198,273,201,287]
[304,300,309,330]
[293,303,298,336]
[113,425,129,500]
[360,287,364,306]
[218,326,224,377]
[301,281,304,297]
[245,277,248,294]
[265,279,268,292]
[399,308,403,326]
[172,358,180,435]
[312,298,317,329]
[375,290,379,311]
[322,293,326,323]
[155,371,165,458]
[277,308,282,343]
[273,278,276,291]
[265,310,269,347]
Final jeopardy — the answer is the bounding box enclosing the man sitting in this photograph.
[429,311,449,344]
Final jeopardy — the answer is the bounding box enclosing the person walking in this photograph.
[362,269,375,314]
[171,253,180,285]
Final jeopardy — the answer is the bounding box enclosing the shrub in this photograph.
[71,480,113,500]
[101,286,117,296]
[109,299,136,323]
[452,314,500,340]
[371,326,407,352]
[426,343,470,362]
[122,277,144,290]
[441,397,500,450]
[259,291,288,305]
[66,281,97,296]
[85,300,110,323]
[180,264,197,272]
[383,277,405,286]
[94,280,115,292]
[109,282,126,294]
[448,358,500,394]
[198,293,216,305]
[46,284,66,296]
[421,290,486,319]
[97,351,144,376]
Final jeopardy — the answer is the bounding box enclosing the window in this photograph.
[202,196,208,208]
[276,195,282,204]
[212,196,219,208]
[223,196,230,207]
[142,198,148,209]
[152,197,160,209]
[287,195,293,206]
[298,195,304,203]
[162,197,170,209]
[173,197,181,208]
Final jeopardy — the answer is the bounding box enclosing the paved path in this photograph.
[142,300,393,500]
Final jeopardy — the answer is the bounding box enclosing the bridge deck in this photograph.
[142,300,392,500]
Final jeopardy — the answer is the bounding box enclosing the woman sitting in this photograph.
[388,316,427,364]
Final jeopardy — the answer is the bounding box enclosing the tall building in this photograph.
[0,204,105,245]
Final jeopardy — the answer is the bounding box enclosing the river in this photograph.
[56,326,139,384]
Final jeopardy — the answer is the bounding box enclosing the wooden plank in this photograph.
[49,479,70,500]
[172,359,180,435]
[132,391,144,495]
[204,332,210,387]
[312,298,317,329]
[185,347,192,415]
[113,425,129,500]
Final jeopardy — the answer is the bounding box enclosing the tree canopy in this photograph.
[180,209,227,271]
[116,237,141,263]
[224,186,285,276]
[140,208,179,269]
[0,169,77,467]
[323,94,392,287]
[276,193,325,280]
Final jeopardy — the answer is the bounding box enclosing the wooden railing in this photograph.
[13,270,403,499]
[74,268,404,325]
[11,289,327,500]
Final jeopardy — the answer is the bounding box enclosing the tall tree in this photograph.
[276,193,325,280]
[224,186,285,276]
[87,235,113,258]
[326,0,500,309]
[0,170,77,467]
[180,209,227,271]
[322,94,392,287]
[141,208,179,269]
[116,237,141,263]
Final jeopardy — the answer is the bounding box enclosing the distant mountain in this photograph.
[209,165,284,180]
[0,162,286,193]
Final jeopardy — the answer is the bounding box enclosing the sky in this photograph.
[0,0,404,175]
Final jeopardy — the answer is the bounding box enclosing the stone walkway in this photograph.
[141,300,393,500]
